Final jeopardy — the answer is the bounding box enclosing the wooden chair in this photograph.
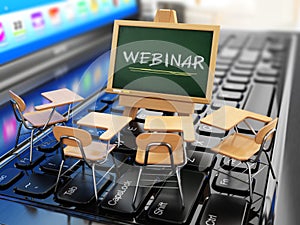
[52,126,116,201]
[211,118,278,202]
[133,133,186,208]
[9,90,66,164]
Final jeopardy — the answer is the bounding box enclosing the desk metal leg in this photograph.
[29,129,35,162]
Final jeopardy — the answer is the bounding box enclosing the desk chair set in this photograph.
[9,88,278,206]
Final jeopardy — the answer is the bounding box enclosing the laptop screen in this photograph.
[0,0,138,65]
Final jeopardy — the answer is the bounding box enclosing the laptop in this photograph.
[0,0,298,224]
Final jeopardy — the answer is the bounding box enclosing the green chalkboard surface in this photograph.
[107,20,219,104]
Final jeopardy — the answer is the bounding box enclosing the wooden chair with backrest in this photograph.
[211,118,278,202]
[133,133,186,208]
[9,90,66,164]
[52,126,116,201]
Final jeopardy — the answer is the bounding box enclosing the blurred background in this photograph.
[140,0,300,30]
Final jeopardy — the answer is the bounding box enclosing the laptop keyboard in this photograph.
[0,30,291,225]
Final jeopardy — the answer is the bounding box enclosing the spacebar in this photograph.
[238,83,274,132]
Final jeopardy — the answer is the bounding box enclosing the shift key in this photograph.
[238,83,274,132]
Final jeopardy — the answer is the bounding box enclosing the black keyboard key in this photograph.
[0,168,23,189]
[231,68,253,77]
[40,154,79,174]
[227,76,250,84]
[219,48,239,59]
[222,83,247,92]
[198,124,226,137]
[255,76,277,84]
[57,172,111,205]
[111,104,125,114]
[88,102,108,112]
[215,64,230,71]
[238,50,260,64]
[101,94,118,104]
[238,83,274,132]
[272,60,282,69]
[14,173,57,198]
[186,151,216,172]
[148,170,205,224]
[15,151,45,170]
[261,50,273,62]
[191,134,221,152]
[248,36,266,50]
[211,101,239,110]
[214,70,226,78]
[212,171,255,196]
[217,91,243,101]
[220,157,259,174]
[101,169,152,214]
[227,34,248,49]
[268,41,286,52]
[257,65,279,77]
[37,139,59,153]
[136,109,163,122]
[234,62,255,70]
[194,104,207,114]
[216,58,232,65]
[198,194,248,225]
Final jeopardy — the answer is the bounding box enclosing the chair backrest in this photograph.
[255,118,278,144]
[53,126,92,147]
[9,90,26,112]
[136,133,183,154]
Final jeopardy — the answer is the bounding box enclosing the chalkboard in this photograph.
[107,20,219,104]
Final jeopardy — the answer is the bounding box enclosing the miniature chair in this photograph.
[133,133,186,208]
[211,118,278,202]
[9,90,66,164]
[52,126,116,201]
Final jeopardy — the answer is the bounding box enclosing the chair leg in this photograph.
[111,152,120,179]
[176,167,185,208]
[245,162,253,203]
[14,122,22,149]
[92,163,98,201]
[132,167,143,207]
[29,129,35,163]
[264,151,276,180]
[55,159,65,193]
[117,132,121,147]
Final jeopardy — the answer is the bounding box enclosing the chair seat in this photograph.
[135,146,184,165]
[24,109,66,127]
[211,133,261,161]
[64,141,116,161]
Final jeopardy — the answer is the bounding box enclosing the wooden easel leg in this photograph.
[154,9,178,23]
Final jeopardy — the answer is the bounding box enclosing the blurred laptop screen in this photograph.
[0,0,138,64]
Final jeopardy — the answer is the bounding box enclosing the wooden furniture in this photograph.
[35,88,84,121]
[9,90,66,166]
[119,95,195,119]
[144,116,195,142]
[76,112,132,145]
[133,133,186,208]
[200,105,272,132]
[105,9,220,119]
[211,118,278,202]
[35,88,84,110]
[53,126,116,201]
[107,10,219,106]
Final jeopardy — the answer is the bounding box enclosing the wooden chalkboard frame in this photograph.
[107,19,220,104]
